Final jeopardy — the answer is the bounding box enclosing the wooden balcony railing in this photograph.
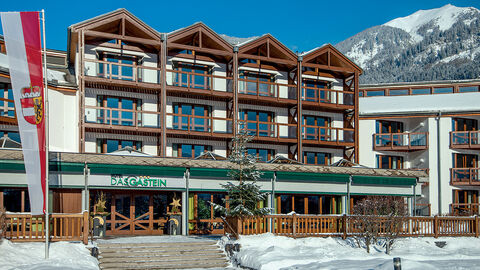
[167,113,232,135]
[167,69,233,93]
[4,212,88,244]
[373,132,428,151]
[450,168,480,186]
[84,59,161,84]
[301,87,354,106]
[450,203,480,216]
[238,120,297,140]
[450,131,480,149]
[225,214,480,238]
[302,125,355,144]
[238,78,297,100]
[85,106,161,129]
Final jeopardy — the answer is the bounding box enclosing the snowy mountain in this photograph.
[336,4,480,84]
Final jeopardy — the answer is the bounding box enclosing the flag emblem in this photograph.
[21,84,43,125]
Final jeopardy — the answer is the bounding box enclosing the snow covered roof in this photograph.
[360,78,480,88]
[0,136,21,149]
[107,146,152,157]
[267,155,303,165]
[219,34,261,47]
[194,151,227,160]
[330,159,369,168]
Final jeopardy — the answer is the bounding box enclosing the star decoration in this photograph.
[170,198,181,208]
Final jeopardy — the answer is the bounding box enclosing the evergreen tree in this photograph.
[212,130,270,217]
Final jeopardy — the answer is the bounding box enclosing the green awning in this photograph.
[189,167,274,180]
[352,175,416,186]
[276,171,349,183]
[88,163,185,177]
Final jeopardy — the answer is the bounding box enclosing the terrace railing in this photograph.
[4,212,88,244]
[166,113,233,134]
[373,132,428,151]
[166,69,233,93]
[85,106,162,129]
[301,87,354,106]
[450,168,480,186]
[302,125,355,144]
[450,131,480,149]
[238,120,297,140]
[450,203,480,216]
[238,79,297,100]
[84,59,161,84]
[226,214,480,239]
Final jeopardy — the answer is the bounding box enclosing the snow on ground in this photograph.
[0,239,98,270]
[232,233,480,270]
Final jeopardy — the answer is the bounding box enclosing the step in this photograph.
[99,259,229,269]
[97,241,216,249]
[99,246,220,254]
[99,248,224,258]
[99,253,226,263]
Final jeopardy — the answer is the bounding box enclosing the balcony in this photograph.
[450,168,480,186]
[238,120,297,142]
[301,87,354,108]
[450,131,480,149]
[450,203,480,216]
[84,106,161,133]
[83,59,161,88]
[166,69,233,97]
[373,132,428,151]
[302,125,355,146]
[167,113,232,138]
[238,79,297,104]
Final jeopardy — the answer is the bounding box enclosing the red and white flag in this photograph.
[1,12,46,215]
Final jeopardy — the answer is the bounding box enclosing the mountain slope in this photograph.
[336,4,480,84]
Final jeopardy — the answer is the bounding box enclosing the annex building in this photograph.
[0,9,432,236]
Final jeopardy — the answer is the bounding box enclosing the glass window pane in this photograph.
[306,152,315,164]
[182,105,192,115]
[247,111,257,121]
[280,195,292,214]
[308,196,319,214]
[411,88,431,95]
[106,139,119,153]
[258,149,268,162]
[365,90,384,96]
[433,87,453,94]
[194,145,205,157]
[294,196,305,214]
[458,86,479,93]
[182,144,192,158]
[194,106,205,116]
[121,140,133,148]
[197,194,212,219]
[389,89,408,96]
[258,112,269,122]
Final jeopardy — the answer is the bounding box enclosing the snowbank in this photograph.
[234,233,480,270]
[0,240,98,270]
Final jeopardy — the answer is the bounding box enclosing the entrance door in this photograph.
[92,191,176,235]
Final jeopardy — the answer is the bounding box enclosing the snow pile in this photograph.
[233,233,480,270]
[384,4,478,42]
[0,240,98,270]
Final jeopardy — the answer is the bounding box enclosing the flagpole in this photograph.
[41,9,50,260]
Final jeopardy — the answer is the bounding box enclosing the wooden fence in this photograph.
[3,212,89,244]
[226,214,480,238]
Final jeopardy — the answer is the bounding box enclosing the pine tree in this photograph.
[213,130,270,217]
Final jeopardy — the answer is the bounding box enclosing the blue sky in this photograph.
[1,0,479,52]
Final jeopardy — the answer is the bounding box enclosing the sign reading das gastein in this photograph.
[110,175,167,188]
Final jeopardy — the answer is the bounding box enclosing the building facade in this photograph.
[359,80,480,216]
[0,9,426,236]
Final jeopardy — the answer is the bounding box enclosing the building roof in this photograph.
[360,78,480,89]
[0,149,427,178]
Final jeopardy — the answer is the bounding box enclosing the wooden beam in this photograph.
[237,53,295,66]
[302,62,355,73]
[84,30,160,46]
[168,43,233,57]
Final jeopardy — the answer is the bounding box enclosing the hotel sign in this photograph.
[110,175,167,188]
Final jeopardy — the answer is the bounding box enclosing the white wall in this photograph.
[85,132,158,155]
[48,89,79,152]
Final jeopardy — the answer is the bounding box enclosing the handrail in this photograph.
[167,113,232,133]
[302,125,355,143]
[238,78,297,99]
[238,120,297,139]
[166,69,233,92]
[450,167,480,185]
[301,86,354,106]
[85,105,161,128]
[83,58,161,84]
[450,130,480,148]
[360,84,480,98]
[373,132,428,150]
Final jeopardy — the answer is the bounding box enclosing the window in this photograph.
[458,86,479,93]
[302,79,331,102]
[0,131,20,143]
[239,110,274,137]
[0,84,15,118]
[376,155,403,169]
[172,103,211,132]
[388,89,408,96]
[452,118,477,132]
[172,144,212,158]
[96,96,142,126]
[239,70,275,97]
[453,153,477,168]
[276,194,341,214]
[411,88,431,95]
[247,148,275,162]
[97,52,141,81]
[302,115,331,140]
[1,188,30,212]
[96,139,142,153]
[304,152,331,165]
[365,90,385,97]
[173,62,211,90]
[433,87,453,94]
[376,120,403,133]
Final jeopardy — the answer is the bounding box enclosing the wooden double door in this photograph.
[92,191,180,235]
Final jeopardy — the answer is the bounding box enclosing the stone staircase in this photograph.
[97,241,230,269]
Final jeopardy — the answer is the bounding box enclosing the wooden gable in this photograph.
[168,23,232,54]
[238,34,297,66]
[302,44,362,75]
